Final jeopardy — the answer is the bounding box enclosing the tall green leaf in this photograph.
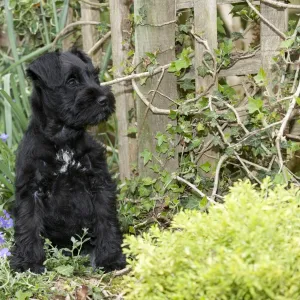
[2,74,13,148]
[0,90,28,132]
[4,0,30,115]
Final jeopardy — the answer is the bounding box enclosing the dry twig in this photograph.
[175,175,216,204]
[79,0,109,8]
[261,0,300,9]
[245,0,286,39]
[102,64,171,86]
[132,79,170,115]
[211,154,229,201]
[276,80,300,172]
[88,31,111,56]
[52,21,101,48]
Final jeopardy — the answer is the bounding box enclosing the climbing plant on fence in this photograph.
[1,0,300,230]
[108,0,300,230]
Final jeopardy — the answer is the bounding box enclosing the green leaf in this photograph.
[55,264,74,276]
[217,17,226,35]
[0,90,28,131]
[150,164,161,173]
[197,65,210,78]
[168,47,192,73]
[179,79,195,91]
[200,162,211,173]
[15,290,33,300]
[138,185,151,197]
[231,31,244,41]
[155,132,167,146]
[192,138,202,148]
[142,177,156,186]
[296,97,300,106]
[196,123,205,132]
[248,97,263,114]
[254,68,267,86]
[169,110,177,120]
[280,38,294,49]
[156,143,169,154]
[140,149,152,166]
[127,126,138,135]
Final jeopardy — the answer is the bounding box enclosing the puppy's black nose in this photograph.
[97,95,107,107]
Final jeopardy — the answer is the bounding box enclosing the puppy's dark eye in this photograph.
[93,68,100,82]
[67,77,78,87]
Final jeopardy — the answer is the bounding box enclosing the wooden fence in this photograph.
[109,0,288,179]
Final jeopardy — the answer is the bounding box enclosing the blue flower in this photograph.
[0,210,13,229]
[0,232,4,245]
[3,210,10,219]
[0,133,8,142]
[0,248,11,257]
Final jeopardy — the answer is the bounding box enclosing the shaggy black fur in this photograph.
[10,49,125,273]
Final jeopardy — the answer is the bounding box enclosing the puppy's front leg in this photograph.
[91,189,126,272]
[10,186,45,273]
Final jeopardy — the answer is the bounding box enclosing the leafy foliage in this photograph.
[0,223,114,299]
[123,178,300,300]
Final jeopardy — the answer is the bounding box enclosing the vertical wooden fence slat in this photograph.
[62,6,74,51]
[134,0,178,176]
[194,0,218,177]
[81,1,102,141]
[81,0,101,65]
[194,0,218,93]
[109,0,137,179]
[260,2,287,89]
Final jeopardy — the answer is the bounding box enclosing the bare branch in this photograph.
[88,31,111,56]
[230,121,283,148]
[212,96,249,134]
[102,64,171,86]
[261,0,300,9]
[79,0,109,7]
[113,267,131,277]
[208,97,262,184]
[245,0,286,40]
[140,20,177,27]
[132,79,171,115]
[211,154,229,201]
[52,21,101,48]
[175,175,216,204]
[276,80,300,172]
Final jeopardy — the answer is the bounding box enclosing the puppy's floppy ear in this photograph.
[70,48,93,65]
[27,51,63,88]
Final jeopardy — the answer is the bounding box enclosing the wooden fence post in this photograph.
[62,6,74,51]
[109,0,137,179]
[260,2,288,90]
[134,0,178,176]
[81,0,101,65]
[194,0,218,178]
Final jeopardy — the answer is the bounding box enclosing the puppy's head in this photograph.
[27,49,115,128]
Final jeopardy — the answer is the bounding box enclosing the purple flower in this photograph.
[3,210,10,219]
[0,210,13,229]
[0,232,4,245]
[0,133,8,142]
[0,248,11,257]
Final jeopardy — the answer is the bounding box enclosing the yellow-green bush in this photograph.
[123,178,300,300]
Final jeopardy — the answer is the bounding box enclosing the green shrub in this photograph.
[123,178,300,300]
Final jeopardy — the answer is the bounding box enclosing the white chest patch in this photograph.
[56,149,82,173]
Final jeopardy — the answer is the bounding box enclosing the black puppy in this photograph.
[10,49,125,273]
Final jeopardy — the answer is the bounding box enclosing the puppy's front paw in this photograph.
[92,252,126,273]
[10,257,45,274]
[28,264,46,274]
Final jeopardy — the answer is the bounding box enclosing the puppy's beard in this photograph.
[46,124,84,145]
